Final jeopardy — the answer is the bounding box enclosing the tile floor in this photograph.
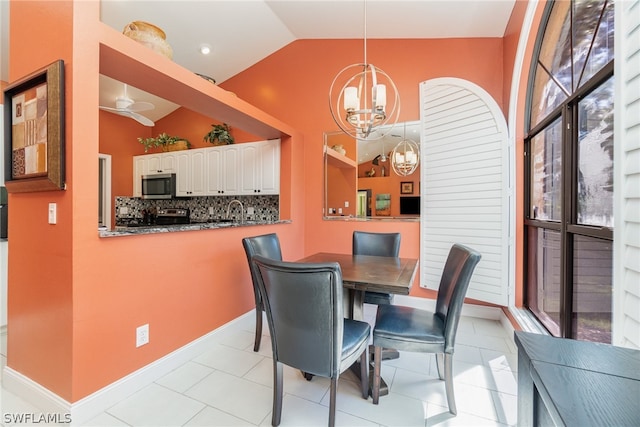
[0,306,518,426]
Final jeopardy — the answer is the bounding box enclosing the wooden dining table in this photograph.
[296,252,419,397]
[296,252,419,321]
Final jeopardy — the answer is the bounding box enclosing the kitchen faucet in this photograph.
[226,199,244,223]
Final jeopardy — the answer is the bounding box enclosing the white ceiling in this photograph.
[100,0,516,86]
[96,0,515,122]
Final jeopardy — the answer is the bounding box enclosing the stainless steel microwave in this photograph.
[141,173,176,199]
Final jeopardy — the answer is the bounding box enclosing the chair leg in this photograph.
[359,347,368,399]
[272,361,283,426]
[372,345,382,404]
[254,305,262,352]
[444,353,457,415]
[435,353,445,380]
[329,377,338,427]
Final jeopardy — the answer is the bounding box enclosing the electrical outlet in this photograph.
[344,201,349,208]
[136,324,149,347]
[247,207,255,215]
[209,207,214,215]
[120,206,128,215]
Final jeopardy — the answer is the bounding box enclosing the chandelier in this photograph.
[329,1,400,140]
[391,125,420,176]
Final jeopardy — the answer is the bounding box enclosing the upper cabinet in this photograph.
[175,149,207,197]
[239,139,280,195]
[133,139,280,197]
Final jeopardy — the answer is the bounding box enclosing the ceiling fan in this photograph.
[99,84,155,126]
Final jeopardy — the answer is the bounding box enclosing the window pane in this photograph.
[573,0,614,88]
[530,118,563,221]
[577,76,614,227]
[527,227,562,336]
[572,235,612,343]
[530,64,568,128]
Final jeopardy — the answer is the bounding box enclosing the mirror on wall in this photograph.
[324,121,421,220]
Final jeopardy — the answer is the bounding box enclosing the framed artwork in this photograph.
[4,60,65,192]
[400,181,413,194]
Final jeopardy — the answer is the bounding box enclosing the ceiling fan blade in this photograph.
[99,105,122,113]
[128,111,155,127]
[127,101,155,112]
[99,105,154,126]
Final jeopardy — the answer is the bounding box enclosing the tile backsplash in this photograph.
[114,195,279,226]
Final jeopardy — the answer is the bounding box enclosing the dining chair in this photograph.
[371,243,481,415]
[242,233,283,352]
[252,255,371,427]
[352,231,401,306]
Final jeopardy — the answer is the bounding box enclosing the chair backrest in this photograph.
[242,234,283,304]
[252,255,344,378]
[352,231,401,257]
[435,244,482,352]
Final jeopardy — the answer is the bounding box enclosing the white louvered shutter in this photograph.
[613,0,640,349]
[419,78,510,306]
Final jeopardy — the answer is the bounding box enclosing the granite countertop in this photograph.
[99,219,291,238]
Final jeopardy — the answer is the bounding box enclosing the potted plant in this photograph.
[204,123,235,145]
[137,133,191,153]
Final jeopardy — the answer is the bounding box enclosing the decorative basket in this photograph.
[123,21,173,59]
[162,140,189,152]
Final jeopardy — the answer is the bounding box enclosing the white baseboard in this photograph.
[2,311,253,426]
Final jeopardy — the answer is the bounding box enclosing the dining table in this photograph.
[296,252,418,321]
[296,252,419,396]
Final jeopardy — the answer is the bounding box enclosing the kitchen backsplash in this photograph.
[115,195,279,226]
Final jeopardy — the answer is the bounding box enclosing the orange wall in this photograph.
[8,0,305,402]
[221,38,506,295]
[7,0,74,399]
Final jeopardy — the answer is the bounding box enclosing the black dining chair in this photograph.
[242,233,283,352]
[352,231,401,306]
[371,243,481,415]
[252,255,371,427]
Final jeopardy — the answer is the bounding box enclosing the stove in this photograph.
[155,208,190,225]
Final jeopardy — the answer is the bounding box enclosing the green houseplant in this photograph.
[138,133,191,153]
[204,123,235,145]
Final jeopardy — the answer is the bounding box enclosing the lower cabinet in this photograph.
[133,139,280,197]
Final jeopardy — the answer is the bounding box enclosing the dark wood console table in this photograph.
[515,331,640,426]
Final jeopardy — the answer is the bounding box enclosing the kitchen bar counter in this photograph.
[99,219,291,238]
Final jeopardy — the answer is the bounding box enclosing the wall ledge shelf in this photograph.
[325,146,356,169]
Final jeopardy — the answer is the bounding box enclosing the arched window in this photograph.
[524,0,614,342]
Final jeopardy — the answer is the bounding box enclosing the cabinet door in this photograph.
[222,146,240,194]
[133,156,146,197]
[174,150,207,196]
[259,139,280,194]
[239,143,260,194]
[174,152,191,196]
[159,153,176,172]
[206,149,224,194]
[189,149,207,196]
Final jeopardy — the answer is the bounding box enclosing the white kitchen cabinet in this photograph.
[133,139,280,197]
[175,149,207,197]
[239,139,280,195]
[206,145,240,195]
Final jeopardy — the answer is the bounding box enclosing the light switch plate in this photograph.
[48,203,57,224]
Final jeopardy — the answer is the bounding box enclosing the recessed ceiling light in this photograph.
[199,44,211,55]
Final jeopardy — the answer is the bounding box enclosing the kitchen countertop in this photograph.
[99,219,291,238]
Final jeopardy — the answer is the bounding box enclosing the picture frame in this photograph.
[4,60,65,192]
[400,181,413,194]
